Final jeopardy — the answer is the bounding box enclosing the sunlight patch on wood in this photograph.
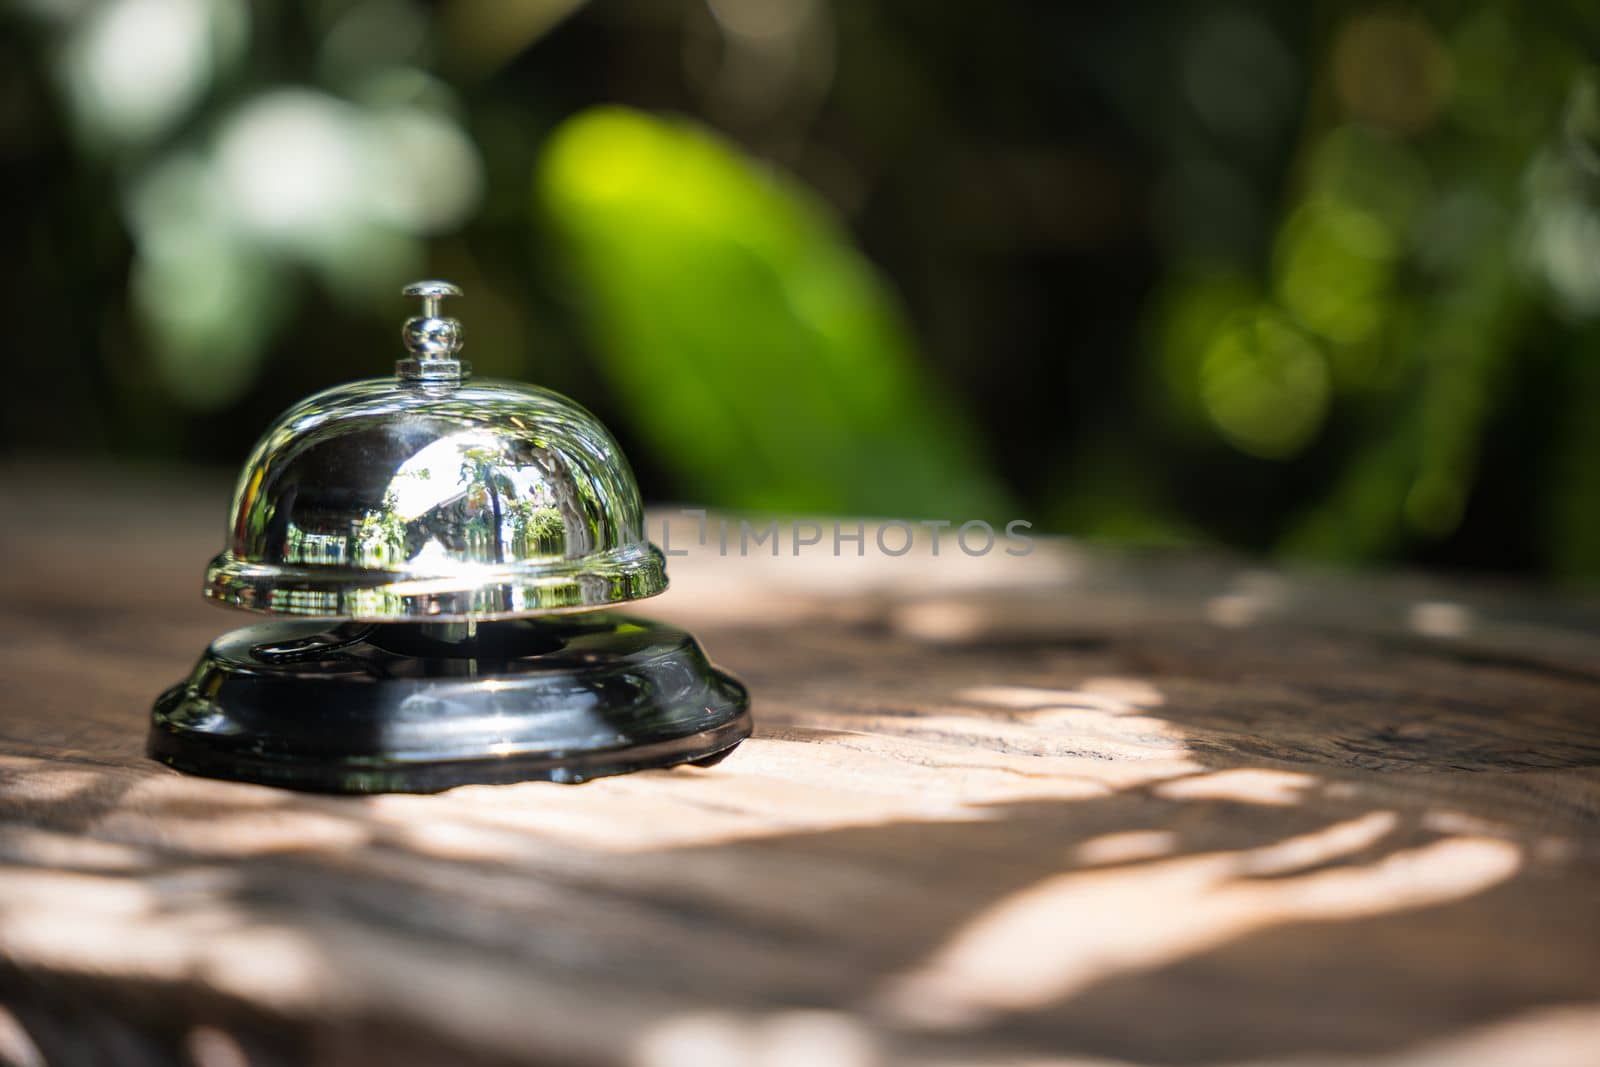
[1206,571,1290,628]
[196,926,330,1003]
[1240,811,1398,875]
[0,869,162,919]
[0,867,336,1009]
[894,600,987,643]
[1409,599,1475,638]
[958,682,1164,713]
[875,817,1519,1029]
[893,589,1135,645]
[0,762,104,804]
[1079,677,1166,707]
[1072,830,1179,867]
[0,827,151,871]
[869,711,1190,762]
[0,1005,44,1067]
[1155,768,1319,807]
[185,1026,250,1067]
[0,862,339,1011]
[386,817,532,863]
[1420,809,1516,839]
[100,806,371,855]
[376,733,1201,852]
[632,1010,876,1067]
[1247,1003,1600,1067]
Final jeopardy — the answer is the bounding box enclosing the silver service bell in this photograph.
[149,282,751,793]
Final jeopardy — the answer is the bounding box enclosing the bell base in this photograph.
[148,615,751,794]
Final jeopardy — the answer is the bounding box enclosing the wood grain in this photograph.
[0,463,1598,1067]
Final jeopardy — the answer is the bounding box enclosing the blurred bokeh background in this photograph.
[4,0,1600,581]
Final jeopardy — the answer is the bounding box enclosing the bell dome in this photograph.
[203,282,667,620]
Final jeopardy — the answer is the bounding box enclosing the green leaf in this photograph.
[537,107,1007,519]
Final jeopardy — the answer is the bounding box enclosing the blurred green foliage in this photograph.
[539,107,1006,517]
[1143,5,1600,577]
[6,0,1600,582]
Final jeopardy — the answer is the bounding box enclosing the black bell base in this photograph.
[149,614,751,794]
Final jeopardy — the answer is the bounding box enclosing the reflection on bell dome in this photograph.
[350,429,575,569]
[205,379,667,620]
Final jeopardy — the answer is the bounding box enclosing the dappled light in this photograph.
[876,815,1519,1028]
[1072,830,1177,868]
[6,2,1600,1063]
[633,1010,874,1067]
[1408,599,1475,638]
[1154,768,1317,806]
[4,545,1594,1060]
[0,1005,44,1067]
[958,679,1165,712]
[0,557,1596,1063]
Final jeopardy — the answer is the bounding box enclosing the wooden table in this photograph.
[2,465,1598,1066]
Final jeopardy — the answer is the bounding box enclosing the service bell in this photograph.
[149,282,751,793]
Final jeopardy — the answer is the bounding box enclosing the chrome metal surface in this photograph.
[397,279,467,381]
[150,615,751,793]
[205,281,667,619]
[402,279,463,307]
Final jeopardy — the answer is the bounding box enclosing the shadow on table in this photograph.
[1,613,1598,1066]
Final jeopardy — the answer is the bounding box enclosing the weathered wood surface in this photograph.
[1,464,1599,1067]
